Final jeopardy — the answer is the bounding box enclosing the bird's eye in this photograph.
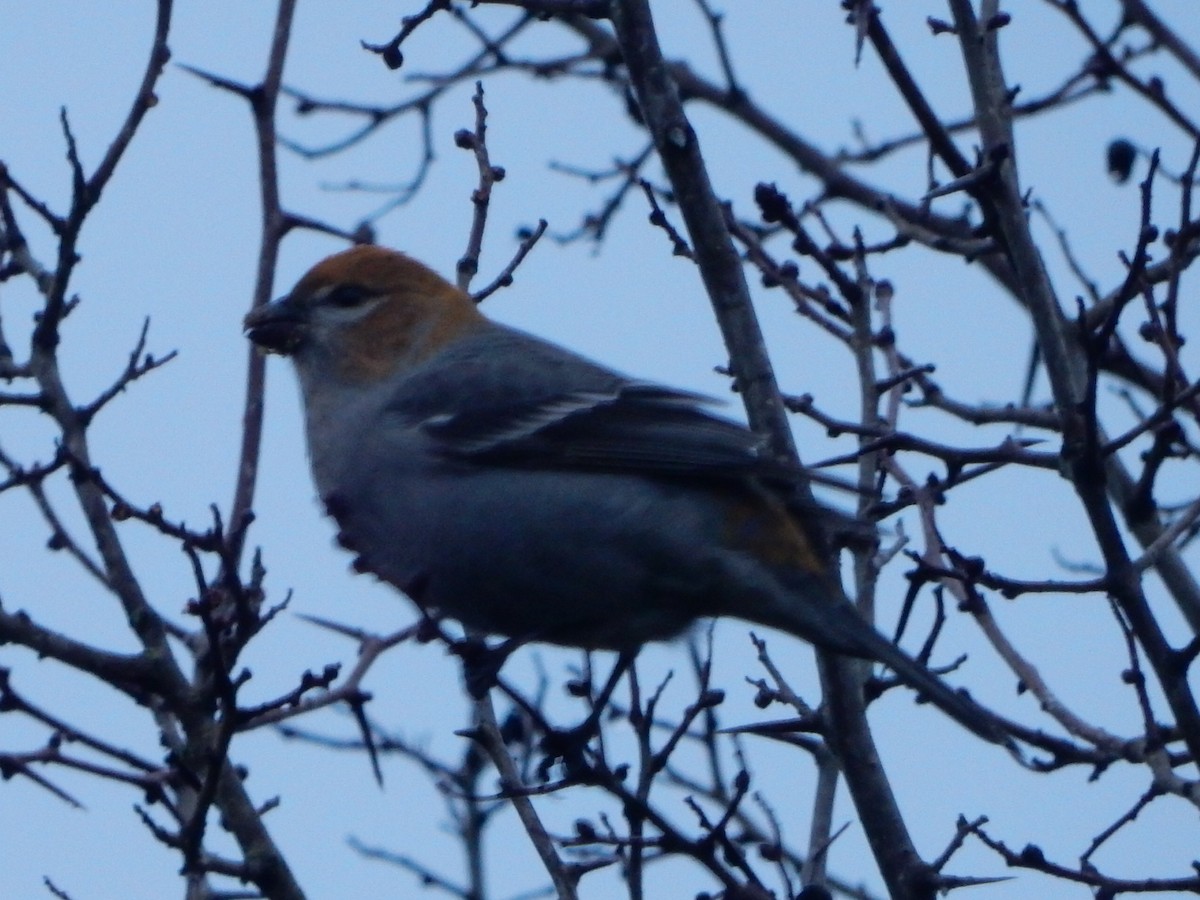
[323,284,374,308]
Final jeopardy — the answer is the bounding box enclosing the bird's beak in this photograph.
[244,296,306,355]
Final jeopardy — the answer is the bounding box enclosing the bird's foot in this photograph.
[453,636,520,699]
[536,719,601,783]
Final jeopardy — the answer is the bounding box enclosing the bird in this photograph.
[244,244,1010,748]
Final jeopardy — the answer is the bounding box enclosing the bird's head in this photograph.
[244,245,485,382]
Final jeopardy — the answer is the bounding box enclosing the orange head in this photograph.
[245,245,486,382]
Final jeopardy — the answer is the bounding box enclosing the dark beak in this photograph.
[244,297,305,355]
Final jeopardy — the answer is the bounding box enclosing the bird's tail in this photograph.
[759,593,1019,754]
[845,615,1014,749]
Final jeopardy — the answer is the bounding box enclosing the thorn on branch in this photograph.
[361,0,452,71]
[457,82,503,292]
[984,13,1012,32]
[926,16,957,36]
[638,179,693,259]
[471,219,548,304]
[176,63,257,101]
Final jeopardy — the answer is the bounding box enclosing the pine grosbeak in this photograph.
[245,245,1006,746]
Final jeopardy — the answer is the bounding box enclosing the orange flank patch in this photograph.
[719,485,825,575]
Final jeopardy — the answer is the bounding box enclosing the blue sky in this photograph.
[2,2,1199,897]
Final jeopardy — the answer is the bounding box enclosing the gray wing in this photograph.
[420,382,780,478]
[416,381,874,544]
[380,322,793,480]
